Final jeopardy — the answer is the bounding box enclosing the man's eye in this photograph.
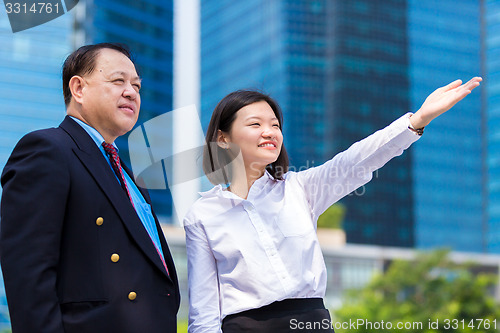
[114,79,124,83]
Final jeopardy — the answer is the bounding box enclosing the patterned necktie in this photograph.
[102,142,134,206]
[102,142,169,276]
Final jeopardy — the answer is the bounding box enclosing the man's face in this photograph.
[79,48,141,142]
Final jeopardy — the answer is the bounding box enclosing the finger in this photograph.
[462,77,482,91]
[442,79,463,92]
[455,77,482,97]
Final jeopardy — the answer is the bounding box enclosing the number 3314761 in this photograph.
[5,2,60,14]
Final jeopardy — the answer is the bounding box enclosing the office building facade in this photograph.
[324,0,413,246]
[485,0,500,253]
[409,0,485,252]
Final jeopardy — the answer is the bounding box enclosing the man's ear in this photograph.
[217,130,229,149]
[68,75,85,104]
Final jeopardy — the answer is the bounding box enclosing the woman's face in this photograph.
[222,101,283,173]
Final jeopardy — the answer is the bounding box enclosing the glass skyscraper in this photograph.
[325,0,413,246]
[0,9,73,186]
[201,0,288,130]
[485,0,500,253]
[202,0,334,169]
[409,0,484,252]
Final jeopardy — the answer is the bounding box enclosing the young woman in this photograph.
[184,77,482,333]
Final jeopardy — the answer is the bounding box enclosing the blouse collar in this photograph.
[199,170,279,199]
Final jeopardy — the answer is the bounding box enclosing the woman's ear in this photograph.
[217,130,229,149]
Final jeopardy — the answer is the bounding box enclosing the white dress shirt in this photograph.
[183,114,421,332]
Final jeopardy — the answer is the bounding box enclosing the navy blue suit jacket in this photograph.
[0,117,180,332]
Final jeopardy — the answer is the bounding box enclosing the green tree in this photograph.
[317,203,346,229]
[334,249,500,333]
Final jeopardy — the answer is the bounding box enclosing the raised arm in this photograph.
[293,77,482,220]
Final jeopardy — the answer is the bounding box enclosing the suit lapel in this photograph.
[59,117,172,281]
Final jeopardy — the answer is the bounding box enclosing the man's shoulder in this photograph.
[2,125,73,182]
[17,118,81,148]
[24,125,65,139]
[4,122,80,169]
[15,126,69,150]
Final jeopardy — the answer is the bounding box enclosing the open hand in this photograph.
[410,77,482,129]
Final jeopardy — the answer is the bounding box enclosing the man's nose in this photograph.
[123,83,138,99]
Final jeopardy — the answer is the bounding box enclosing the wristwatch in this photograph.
[408,118,424,136]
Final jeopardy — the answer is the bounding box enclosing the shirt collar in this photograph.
[199,184,223,198]
[199,170,277,199]
[69,116,118,150]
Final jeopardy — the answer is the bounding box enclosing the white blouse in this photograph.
[184,114,421,332]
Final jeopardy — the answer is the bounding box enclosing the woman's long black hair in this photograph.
[203,90,289,185]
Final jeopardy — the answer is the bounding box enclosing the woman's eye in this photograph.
[250,123,260,126]
[273,124,280,128]
[114,79,124,83]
